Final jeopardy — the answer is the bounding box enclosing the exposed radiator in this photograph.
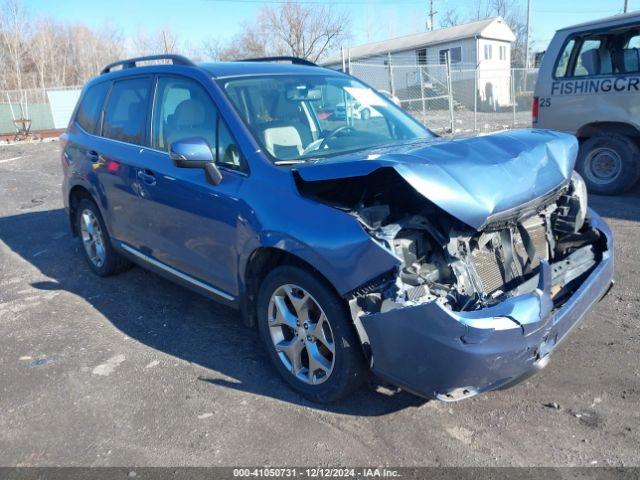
[470,216,549,295]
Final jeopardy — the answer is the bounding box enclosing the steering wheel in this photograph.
[319,125,355,150]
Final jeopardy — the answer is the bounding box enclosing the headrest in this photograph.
[174,99,206,127]
[623,48,640,73]
[580,49,600,75]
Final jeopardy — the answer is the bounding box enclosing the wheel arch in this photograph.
[241,246,345,328]
[68,185,97,236]
[577,121,640,141]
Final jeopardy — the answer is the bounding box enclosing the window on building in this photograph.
[102,77,151,145]
[438,47,461,64]
[484,44,493,60]
[417,48,427,65]
[450,47,462,63]
[499,45,507,61]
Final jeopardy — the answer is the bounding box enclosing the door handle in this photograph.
[137,169,157,186]
[87,150,99,163]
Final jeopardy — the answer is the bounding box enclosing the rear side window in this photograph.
[75,82,109,134]
[574,39,604,76]
[555,39,576,78]
[102,77,151,145]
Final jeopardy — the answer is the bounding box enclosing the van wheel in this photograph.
[576,134,640,195]
[76,198,131,276]
[257,265,367,403]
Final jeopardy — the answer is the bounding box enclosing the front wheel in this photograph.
[576,134,640,195]
[257,265,367,403]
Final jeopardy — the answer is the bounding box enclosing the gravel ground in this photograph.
[0,140,639,467]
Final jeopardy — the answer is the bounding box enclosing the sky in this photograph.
[25,0,636,54]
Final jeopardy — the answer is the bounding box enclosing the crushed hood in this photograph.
[294,129,578,230]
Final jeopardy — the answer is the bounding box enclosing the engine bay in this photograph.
[295,167,608,316]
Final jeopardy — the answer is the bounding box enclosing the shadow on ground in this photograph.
[0,208,425,416]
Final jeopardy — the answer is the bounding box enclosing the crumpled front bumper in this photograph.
[360,209,614,401]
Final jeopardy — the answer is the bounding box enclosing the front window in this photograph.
[219,74,432,162]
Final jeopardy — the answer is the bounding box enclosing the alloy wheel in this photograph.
[80,209,106,268]
[267,284,335,385]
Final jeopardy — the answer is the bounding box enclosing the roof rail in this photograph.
[239,56,318,67]
[100,54,196,74]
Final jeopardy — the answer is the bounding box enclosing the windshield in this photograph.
[218,74,433,162]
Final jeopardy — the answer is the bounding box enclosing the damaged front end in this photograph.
[296,162,614,401]
[348,171,603,316]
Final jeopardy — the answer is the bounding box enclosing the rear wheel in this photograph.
[76,198,131,276]
[257,265,367,402]
[576,134,640,195]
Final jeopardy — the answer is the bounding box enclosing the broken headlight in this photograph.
[571,171,588,232]
[552,171,588,235]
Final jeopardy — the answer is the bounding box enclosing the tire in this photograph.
[576,134,640,195]
[76,198,131,277]
[360,108,371,121]
[257,265,368,403]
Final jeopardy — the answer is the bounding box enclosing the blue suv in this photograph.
[62,55,614,403]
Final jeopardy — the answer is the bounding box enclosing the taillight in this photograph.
[532,97,539,124]
[59,132,70,167]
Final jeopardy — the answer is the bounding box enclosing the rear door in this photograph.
[96,76,153,247]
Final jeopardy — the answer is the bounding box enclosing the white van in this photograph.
[534,12,640,195]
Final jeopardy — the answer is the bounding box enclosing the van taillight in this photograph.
[532,97,539,124]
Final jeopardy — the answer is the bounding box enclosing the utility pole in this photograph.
[525,0,532,69]
[624,0,629,12]
[428,0,437,31]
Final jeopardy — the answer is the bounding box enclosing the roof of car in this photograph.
[200,61,336,78]
[558,11,640,32]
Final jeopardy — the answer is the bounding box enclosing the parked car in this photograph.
[62,55,614,403]
[379,89,402,107]
[534,11,640,195]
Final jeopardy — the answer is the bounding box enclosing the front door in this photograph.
[132,75,249,299]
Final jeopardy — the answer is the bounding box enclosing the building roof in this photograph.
[322,17,516,65]
[557,10,640,32]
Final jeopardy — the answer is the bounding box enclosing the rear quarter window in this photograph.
[102,77,151,145]
[75,82,110,134]
[554,39,575,78]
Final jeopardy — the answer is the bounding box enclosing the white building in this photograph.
[323,17,516,109]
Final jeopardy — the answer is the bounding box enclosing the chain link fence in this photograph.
[0,86,81,137]
[1,64,538,138]
[349,61,538,135]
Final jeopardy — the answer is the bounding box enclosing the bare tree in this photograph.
[0,0,30,90]
[439,8,463,28]
[203,1,351,62]
[132,27,179,56]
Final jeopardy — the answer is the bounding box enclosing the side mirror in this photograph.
[169,137,214,168]
[169,137,222,185]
